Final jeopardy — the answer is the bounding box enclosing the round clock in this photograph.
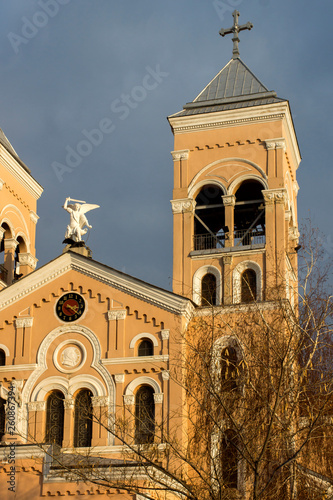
[56,293,85,322]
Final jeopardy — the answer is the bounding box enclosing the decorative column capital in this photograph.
[0,227,5,240]
[289,227,300,241]
[223,256,233,265]
[63,398,74,410]
[123,395,135,406]
[4,238,18,250]
[262,189,288,205]
[161,371,170,381]
[91,396,109,407]
[171,150,190,161]
[161,329,170,340]
[153,393,164,404]
[170,198,196,214]
[18,253,38,270]
[28,401,46,412]
[264,138,286,151]
[222,194,236,207]
[108,309,127,321]
[114,374,125,384]
[15,317,33,329]
[29,211,39,224]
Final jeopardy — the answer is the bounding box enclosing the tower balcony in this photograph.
[192,228,265,256]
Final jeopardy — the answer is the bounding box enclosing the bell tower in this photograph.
[0,128,43,288]
[168,12,300,307]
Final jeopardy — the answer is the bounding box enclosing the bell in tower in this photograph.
[169,11,300,307]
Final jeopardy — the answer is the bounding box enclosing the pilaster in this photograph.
[62,398,74,448]
[14,317,33,364]
[91,396,109,447]
[107,310,127,357]
[222,195,235,247]
[4,238,18,285]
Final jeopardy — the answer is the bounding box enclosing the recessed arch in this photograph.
[0,344,10,357]
[129,333,159,349]
[193,265,222,306]
[125,377,161,396]
[233,261,262,304]
[188,179,227,200]
[228,174,268,196]
[188,158,267,197]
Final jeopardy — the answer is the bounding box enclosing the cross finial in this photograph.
[219,10,253,59]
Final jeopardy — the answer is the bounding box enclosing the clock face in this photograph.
[56,293,85,322]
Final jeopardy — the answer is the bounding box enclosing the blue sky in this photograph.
[0,0,332,289]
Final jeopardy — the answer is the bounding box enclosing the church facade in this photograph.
[0,13,331,500]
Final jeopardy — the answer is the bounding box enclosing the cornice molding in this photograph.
[0,145,43,200]
[0,252,195,321]
[102,354,169,365]
[169,101,301,170]
[0,363,37,372]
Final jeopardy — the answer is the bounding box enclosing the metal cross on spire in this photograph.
[219,10,253,59]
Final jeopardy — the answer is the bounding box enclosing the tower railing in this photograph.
[193,228,265,251]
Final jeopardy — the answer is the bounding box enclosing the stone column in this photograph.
[170,198,196,296]
[114,374,125,446]
[274,189,288,291]
[27,401,46,443]
[14,317,33,364]
[262,190,276,299]
[161,329,169,356]
[91,396,109,447]
[222,195,235,248]
[222,256,233,305]
[153,393,164,442]
[62,398,74,448]
[4,238,18,285]
[123,394,135,442]
[107,309,127,357]
[171,150,190,190]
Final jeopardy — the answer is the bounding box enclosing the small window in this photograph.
[241,269,257,303]
[74,389,93,448]
[201,273,217,306]
[0,350,5,366]
[45,391,64,447]
[221,347,238,391]
[135,386,155,444]
[138,340,154,357]
[221,429,238,488]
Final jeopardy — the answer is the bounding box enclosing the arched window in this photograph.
[135,386,155,444]
[138,339,154,357]
[0,398,5,440]
[221,429,238,488]
[234,180,265,246]
[241,269,257,302]
[221,347,238,391]
[0,349,5,366]
[74,389,93,448]
[201,273,217,306]
[194,185,226,250]
[45,391,64,447]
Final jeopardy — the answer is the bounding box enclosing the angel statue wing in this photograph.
[80,203,100,214]
[78,203,100,229]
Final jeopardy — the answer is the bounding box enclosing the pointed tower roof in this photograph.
[170,57,286,118]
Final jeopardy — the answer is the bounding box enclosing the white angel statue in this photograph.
[63,197,100,243]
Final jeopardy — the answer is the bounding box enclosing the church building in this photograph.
[0,11,330,500]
